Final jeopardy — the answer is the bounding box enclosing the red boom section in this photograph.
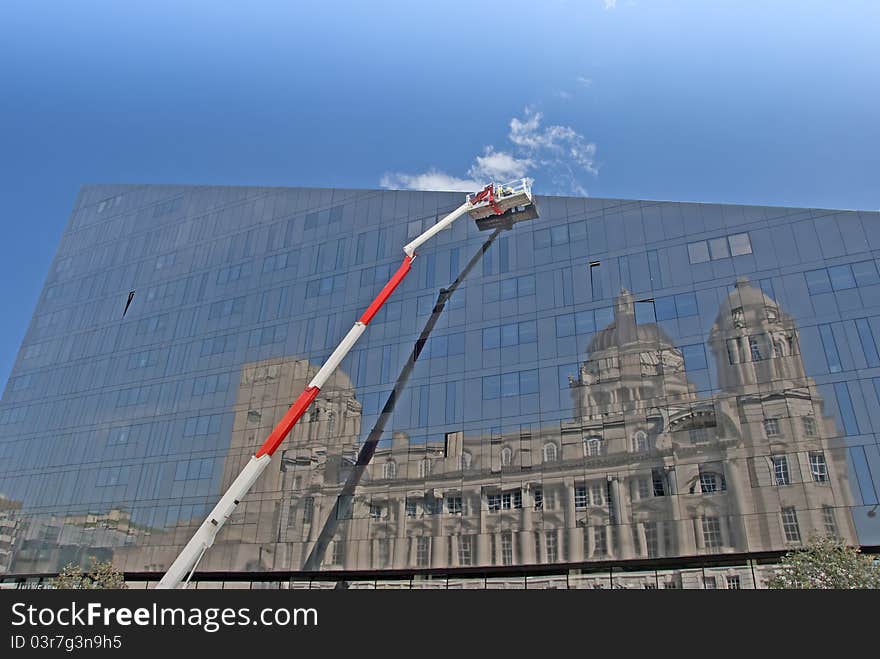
[253,256,414,459]
[255,386,320,457]
[359,255,413,325]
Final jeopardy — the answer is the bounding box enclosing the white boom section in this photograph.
[156,182,532,589]
[403,200,470,257]
[156,454,271,588]
[308,322,366,389]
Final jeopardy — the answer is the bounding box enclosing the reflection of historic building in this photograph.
[6,507,139,575]
[118,357,364,575]
[162,279,853,586]
[0,495,23,574]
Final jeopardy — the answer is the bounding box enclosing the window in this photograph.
[500,446,513,466]
[208,297,245,320]
[458,535,474,566]
[806,260,880,295]
[482,320,538,349]
[688,233,751,263]
[703,576,718,590]
[487,494,502,512]
[192,372,230,396]
[809,452,829,483]
[726,576,742,590]
[590,483,606,507]
[183,414,223,438]
[636,478,651,499]
[764,418,781,438]
[533,488,543,511]
[805,268,833,295]
[688,241,711,264]
[542,442,558,463]
[447,496,462,514]
[652,468,667,497]
[702,517,723,548]
[593,526,607,556]
[98,467,130,487]
[828,264,857,290]
[631,430,648,453]
[698,470,725,493]
[644,522,659,558]
[781,507,801,543]
[680,343,708,371]
[634,299,656,324]
[545,531,559,563]
[501,491,522,510]
[708,236,730,259]
[802,416,817,437]
[416,537,430,567]
[822,505,838,537]
[833,382,860,435]
[382,461,396,479]
[302,497,314,524]
[405,499,418,517]
[653,292,699,321]
[727,232,752,256]
[417,459,432,478]
[584,437,603,457]
[501,532,514,565]
[749,336,763,361]
[482,369,539,399]
[369,504,382,519]
[772,455,791,485]
[575,485,588,509]
[819,324,843,373]
[856,318,880,367]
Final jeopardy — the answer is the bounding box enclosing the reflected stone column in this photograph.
[609,477,634,559]
[693,518,705,550]
[726,460,750,551]
[568,527,583,562]
[433,532,447,568]
[476,533,490,565]
[637,523,647,558]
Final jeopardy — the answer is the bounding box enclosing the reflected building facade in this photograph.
[1,185,879,589]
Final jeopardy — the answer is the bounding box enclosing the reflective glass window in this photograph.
[687,241,710,264]
[728,232,752,256]
[805,269,832,294]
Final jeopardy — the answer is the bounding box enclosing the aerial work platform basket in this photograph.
[467,178,533,220]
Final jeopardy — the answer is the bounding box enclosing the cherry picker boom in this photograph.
[156,179,535,588]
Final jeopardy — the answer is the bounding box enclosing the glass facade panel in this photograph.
[0,184,877,588]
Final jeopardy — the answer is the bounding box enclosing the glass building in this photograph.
[1,183,879,589]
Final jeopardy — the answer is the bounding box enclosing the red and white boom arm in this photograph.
[156,187,519,588]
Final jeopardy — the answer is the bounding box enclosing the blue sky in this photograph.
[1,0,878,387]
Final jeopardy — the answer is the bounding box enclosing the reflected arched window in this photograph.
[418,459,432,478]
[631,430,648,453]
[383,461,397,480]
[459,451,472,471]
[584,437,603,457]
[501,446,513,466]
[542,442,558,463]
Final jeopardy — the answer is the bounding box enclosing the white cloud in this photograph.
[378,169,481,193]
[468,148,533,182]
[577,76,593,87]
[604,0,617,9]
[381,107,598,196]
[509,107,599,176]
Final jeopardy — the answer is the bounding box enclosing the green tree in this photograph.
[767,536,880,589]
[50,558,127,590]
